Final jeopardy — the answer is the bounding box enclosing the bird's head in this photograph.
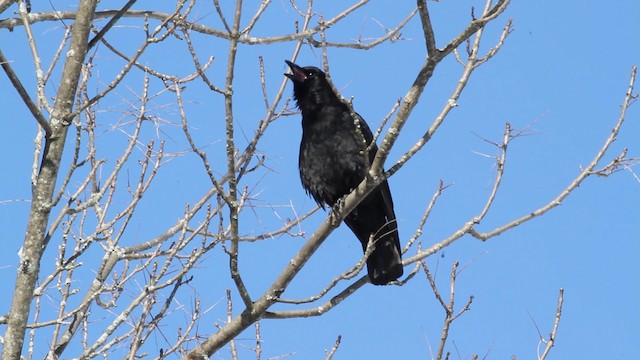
[284,60,325,84]
[285,60,337,111]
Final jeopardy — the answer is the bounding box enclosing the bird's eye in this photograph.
[307,71,314,77]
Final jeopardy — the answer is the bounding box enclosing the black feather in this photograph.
[285,60,403,285]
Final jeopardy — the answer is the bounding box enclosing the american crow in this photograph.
[285,60,403,285]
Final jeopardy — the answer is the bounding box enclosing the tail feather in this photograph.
[344,187,403,285]
[365,231,403,285]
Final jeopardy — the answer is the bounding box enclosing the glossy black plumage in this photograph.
[285,60,403,285]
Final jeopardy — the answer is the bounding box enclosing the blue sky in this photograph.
[1,1,639,359]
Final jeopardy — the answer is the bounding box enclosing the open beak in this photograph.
[285,60,307,82]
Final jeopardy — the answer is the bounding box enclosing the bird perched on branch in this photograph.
[285,60,403,285]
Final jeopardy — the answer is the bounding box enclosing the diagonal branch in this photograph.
[0,48,52,136]
[372,0,511,177]
[87,0,139,49]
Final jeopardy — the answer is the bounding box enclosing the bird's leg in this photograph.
[329,196,347,227]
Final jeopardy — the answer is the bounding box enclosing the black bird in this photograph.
[285,60,403,285]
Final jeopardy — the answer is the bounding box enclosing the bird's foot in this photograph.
[329,197,347,226]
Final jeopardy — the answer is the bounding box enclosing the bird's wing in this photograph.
[379,179,398,232]
[353,112,398,231]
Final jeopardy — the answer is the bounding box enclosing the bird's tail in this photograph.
[364,225,404,285]
[345,214,404,285]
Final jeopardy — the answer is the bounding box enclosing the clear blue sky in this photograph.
[1,1,639,359]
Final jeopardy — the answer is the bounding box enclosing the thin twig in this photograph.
[422,261,473,360]
[324,335,342,360]
[404,180,450,253]
[538,288,564,360]
[0,48,52,136]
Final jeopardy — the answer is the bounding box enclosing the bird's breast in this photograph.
[299,125,367,206]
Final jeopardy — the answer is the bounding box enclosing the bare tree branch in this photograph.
[2,1,99,358]
[467,65,637,241]
[422,261,473,360]
[324,335,342,360]
[0,48,52,136]
[538,288,564,360]
[87,0,139,49]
